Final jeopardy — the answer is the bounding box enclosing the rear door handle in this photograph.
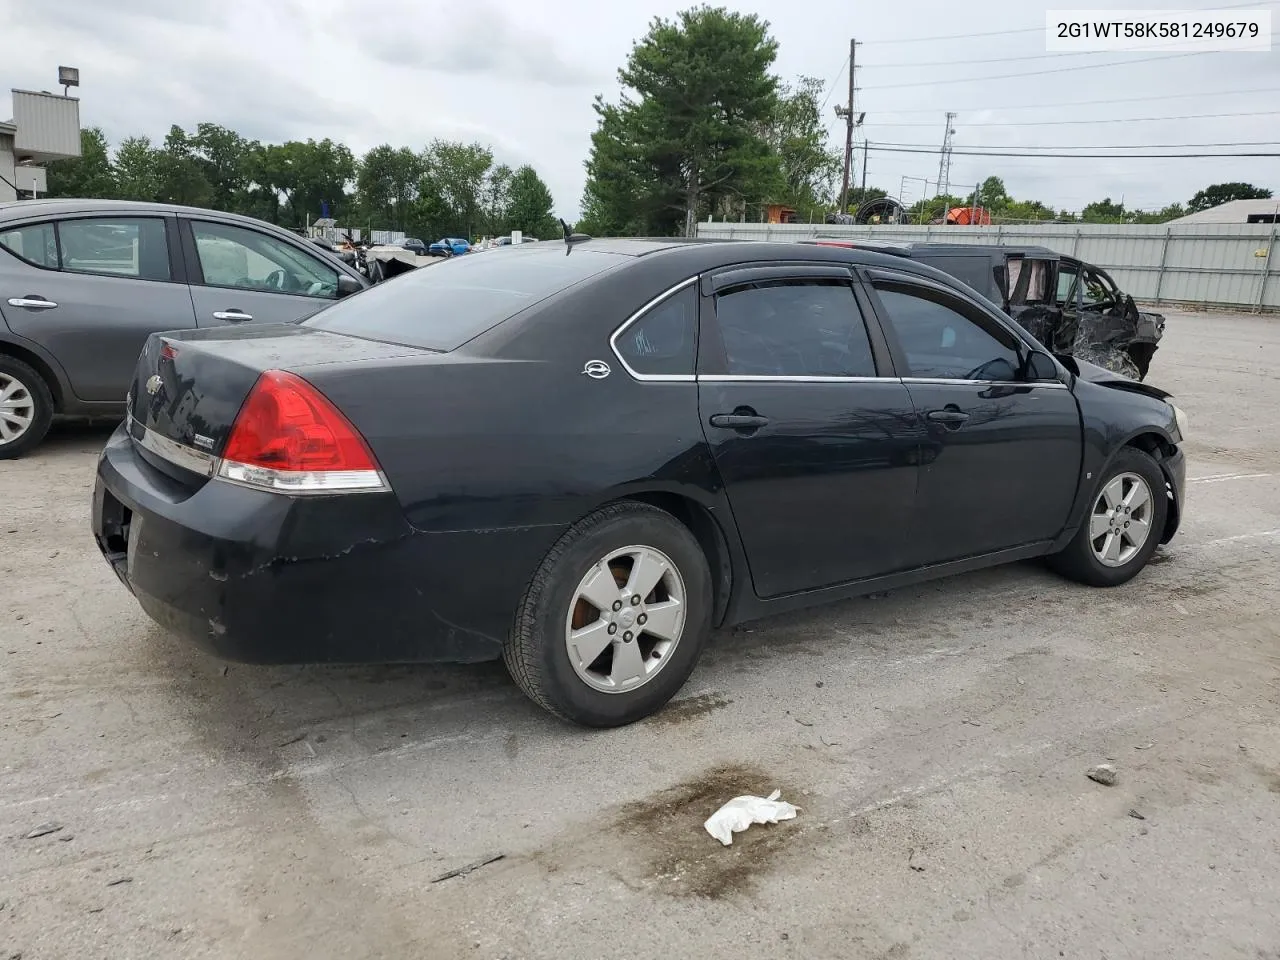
[7,296,57,309]
[709,413,769,429]
[212,309,253,323]
[927,408,970,427]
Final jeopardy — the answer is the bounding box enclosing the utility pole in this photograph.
[861,139,868,196]
[937,111,956,199]
[834,38,859,214]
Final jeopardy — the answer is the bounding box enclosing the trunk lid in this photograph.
[126,323,430,487]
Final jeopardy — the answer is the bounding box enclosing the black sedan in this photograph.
[91,238,1189,727]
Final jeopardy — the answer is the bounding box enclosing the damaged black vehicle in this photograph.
[802,240,1164,381]
[92,238,1187,728]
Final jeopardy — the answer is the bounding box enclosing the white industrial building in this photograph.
[1169,198,1280,225]
[1,81,83,202]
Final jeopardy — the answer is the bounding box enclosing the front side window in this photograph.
[0,222,58,268]
[713,279,877,377]
[59,217,171,281]
[615,285,697,377]
[192,221,338,298]
[1056,265,1079,305]
[874,284,1022,382]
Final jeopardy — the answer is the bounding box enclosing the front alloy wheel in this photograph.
[1088,472,1154,567]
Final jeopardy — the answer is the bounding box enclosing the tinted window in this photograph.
[615,284,696,376]
[715,279,876,377]
[0,222,58,268]
[61,217,171,281]
[304,248,627,351]
[875,285,1022,381]
[192,221,338,298]
[921,256,994,299]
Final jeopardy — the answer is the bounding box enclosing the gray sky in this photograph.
[5,0,1278,221]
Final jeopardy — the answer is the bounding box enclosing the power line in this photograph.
[862,50,1216,92]
[867,110,1280,128]
[875,139,1280,150]
[818,56,849,111]
[866,85,1280,114]
[866,144,1280,159]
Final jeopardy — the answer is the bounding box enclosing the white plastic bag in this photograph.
[703,789,799,846]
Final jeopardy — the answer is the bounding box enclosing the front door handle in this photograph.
[212,309,253,323]
[709,413,769,429]
[7,296,57,309]
[927,407,970,429]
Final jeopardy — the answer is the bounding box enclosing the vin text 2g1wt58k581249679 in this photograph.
[91,237,1188,727]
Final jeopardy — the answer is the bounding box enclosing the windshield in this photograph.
[303,247,628,351]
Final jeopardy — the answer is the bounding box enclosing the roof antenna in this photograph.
[559,218,591,255]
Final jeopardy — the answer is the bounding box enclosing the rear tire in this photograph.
[1048,446,1167,587]
[0,355,54,460]
[504,501,713,727]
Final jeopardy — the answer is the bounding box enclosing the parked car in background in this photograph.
[92,238,1187,727]
[0,198,369,458]
[428,237,471,257]
[401,238,429,257]
[800,240,1163,381]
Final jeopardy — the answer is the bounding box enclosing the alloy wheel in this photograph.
[1089,471,1154,567]
[563,545,687,694]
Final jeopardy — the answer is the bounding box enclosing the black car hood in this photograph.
[1067,355,1173,401]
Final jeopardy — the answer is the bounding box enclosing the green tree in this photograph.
[1081,197,1126,223]
[190,123,258,213]
[758,75,840,217]
[582,5,782,236]
[249,139,356,227]
[356,145,423,231]
[112,136,161,201]
[506,165,558,239]
[154,126,212,207]
[480,163,514,237]
[1188,181,1272,213]
[424,140,494,238]
[44,127,115,199]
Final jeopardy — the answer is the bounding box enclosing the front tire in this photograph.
[1048,446,1168,587]
[0,356,54,460]
[504,502,713,727]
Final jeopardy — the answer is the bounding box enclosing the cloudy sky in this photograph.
[5,0,1278,220]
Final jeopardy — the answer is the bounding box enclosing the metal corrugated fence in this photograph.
[693,221,1279,312]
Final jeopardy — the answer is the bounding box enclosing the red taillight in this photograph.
[217,370,387,494]
[160,342,179,360]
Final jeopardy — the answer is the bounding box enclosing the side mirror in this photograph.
[336,274,363,297]
[1023,350,1060,382]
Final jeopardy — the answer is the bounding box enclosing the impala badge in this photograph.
[145,374,163,396]
[582,360,611,380]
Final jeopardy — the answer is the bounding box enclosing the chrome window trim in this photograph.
[126,412,217,477]
[900,377,1069,389]
[608,275,700,383]
[698,375,896,384]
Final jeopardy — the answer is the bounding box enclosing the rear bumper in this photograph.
[92,423,558,665]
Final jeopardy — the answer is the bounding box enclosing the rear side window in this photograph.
[304,248,627,351]
[614,284,697,377]
[0,222,58,268]
[713,279,877,377]
[59,217,171,281]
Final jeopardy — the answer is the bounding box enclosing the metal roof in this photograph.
[1168,199,1280,224]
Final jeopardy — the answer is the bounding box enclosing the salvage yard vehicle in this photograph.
[0,199,370,458]
[428,237,471,257]
[801,240,1164,381]
[91,238,1188,728]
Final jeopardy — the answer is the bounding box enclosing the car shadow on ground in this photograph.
[128,558,1075,765]
[39,419,120,454]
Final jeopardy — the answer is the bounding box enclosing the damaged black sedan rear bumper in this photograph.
[90,423,534,665]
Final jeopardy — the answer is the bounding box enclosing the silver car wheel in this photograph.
[0,373,36,446]
[564,544,687,694]
[1089,471,1154,567]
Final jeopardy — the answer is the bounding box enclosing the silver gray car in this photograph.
[0,199,368,457]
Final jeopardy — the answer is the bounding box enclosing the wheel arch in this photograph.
[607,490,737,629]
[0,337,65,411]
[1120,431,1181,545]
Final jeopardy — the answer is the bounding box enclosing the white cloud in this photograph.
[6,0,1279,220]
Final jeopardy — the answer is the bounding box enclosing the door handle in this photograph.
[709,413,769,429]
[926,408,970,428]
[212,309,253,322]
[7,296,57,309]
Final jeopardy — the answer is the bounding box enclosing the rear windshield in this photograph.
[302,247,627,351]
